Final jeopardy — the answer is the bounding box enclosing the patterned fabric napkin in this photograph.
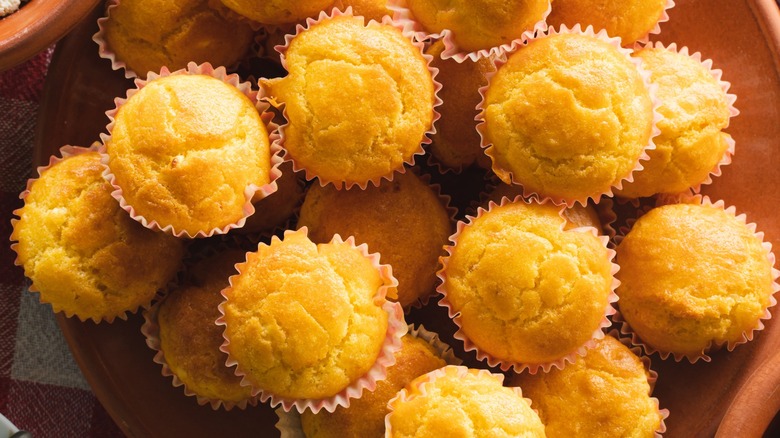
[0,50,123,437]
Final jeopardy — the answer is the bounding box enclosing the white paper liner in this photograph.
[475,24,662,208]
[388,0,551,62]
[437,195,619,374]
[10,143,181,323]
[274,323,463,437]
[260,7,443,190]
[217,228,407,413]
[615,195,780,363]
[99,62,283,239]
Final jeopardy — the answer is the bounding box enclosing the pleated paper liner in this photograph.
[437,195,619,374]
[99,62,283,239]
[475,24,663,208]
[614,193,780,363]
[217,228,407,413]
[258,7,442,190]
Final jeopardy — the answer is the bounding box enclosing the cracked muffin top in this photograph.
[546,0,668,45]
[387,365,545,438]
[441,198,614,367]
[510,335,664,437]
[106,72,273,237]
[11,149,184,322]
[262,13,435,188]
[481,32,654,206]
[100,0,254,78]
[219,228,394,400]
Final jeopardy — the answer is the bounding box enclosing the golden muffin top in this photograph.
[511,335,663,438]
[337,0,392,22]
[219,0,332,25]
[11,150,184,322]
[297,171,452,308]
[618,45,733,198]
[426,40,495,171]
[220,228,396,401]
[107,73,273,237]
[156,249,252,405]
[404,0,550,54]
[300,333,447,437]
[547,0,668,45]
[481,32,654,205]
[616,202,775,357]
[101,0,254,78]
[262,14,435,188]
[387,365,545,438]
[442,199,614,368]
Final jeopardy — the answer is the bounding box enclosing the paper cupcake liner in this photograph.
[385,365,535,435]
[141,297,257,410]
[387,0,550,62]
[99,62,283,239]
[274,323,463,437]
[476,24,662,208]
[615,195,780,363]
[93,0,255,79]
[437,195,619,374]
[260,7,443,190]
[633,41,739,195]
[10,144,178,323]
[216,228,407,413]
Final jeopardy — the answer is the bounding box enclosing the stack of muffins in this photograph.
[10,0,779,436]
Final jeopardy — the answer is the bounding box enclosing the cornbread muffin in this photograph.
[98,0,254,78]
[386,365,546,438]
[219,228,402,407]
[426,40,495,171]
[335,0,391,22]
[298,329,449,437]
[105,70,274,237]
[262,13,435,188]
[616,202,776,359]
[239,161,305,234]
[10,148,184,322]
[152,249,252,408]
[398,0,550,55]
[440,198,615,371]
[297,171,452,308]
[510,335,664,437]
[219,0,332,25]
[547,0,669,45]
[617,45,734,198]
[484,185,604,234]
[480,31,655,206]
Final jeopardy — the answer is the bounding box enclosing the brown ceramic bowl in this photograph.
[30,0,780,436]
[0,0,101,71]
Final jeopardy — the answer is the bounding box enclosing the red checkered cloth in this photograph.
[1,51,123,437]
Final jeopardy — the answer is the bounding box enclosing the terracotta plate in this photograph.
[33,0,780,436]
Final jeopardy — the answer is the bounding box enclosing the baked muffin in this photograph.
[393,0,550,59]
[439,197,616,372]
[510,334,665,437]
[386,365,545,438]
[547,0,670,45]
[104,65,276,238]
[96,0,255,78]
[147,249,253,409]
[297,326,453,437]
[239,161,305,235]
[297,171,452,308]
[426,40,495,171]
[218,228,404,411]
[617,43,735,198]
[219,0,333,25]
[479,28,656,206]
[616,200,777,360]
[10,147,184,323]
[335,0,391,22]
[261,12,436,189]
